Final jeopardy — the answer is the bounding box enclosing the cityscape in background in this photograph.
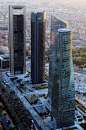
[0,0,86,130]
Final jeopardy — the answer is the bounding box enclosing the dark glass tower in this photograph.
[48,15,69,102]
[9,6,26,75]
[51,28,75,128]
[31,12,46,84]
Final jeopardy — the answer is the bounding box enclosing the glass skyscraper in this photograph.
[48,15,69,102]
[48,15,75,128]
[31,12,46,84]
[51,28,75,128]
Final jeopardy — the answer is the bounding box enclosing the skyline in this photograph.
[0,1,86,130]
[1,0,86,57]
[0,9,76,129]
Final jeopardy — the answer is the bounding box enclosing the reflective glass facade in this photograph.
[13,15,24,74]
[51,28,75,128]
[31,12,46,84]
[48,15,68,101]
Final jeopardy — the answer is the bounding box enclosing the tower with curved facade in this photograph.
[51,28,75,128]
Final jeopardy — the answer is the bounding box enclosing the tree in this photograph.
[3,111,7,116]
[0,104,3,109]
[10,127,15,130]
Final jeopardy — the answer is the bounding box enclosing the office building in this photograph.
[48,15,69,102]
[51,28,75,128]
[31,12,46,84]
[9,5,26,75]
[0,55,9,69]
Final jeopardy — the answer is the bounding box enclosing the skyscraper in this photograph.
[9,5,26,75]
[51,28,75,128]
[31,12,46,84]
[48,15,69,102]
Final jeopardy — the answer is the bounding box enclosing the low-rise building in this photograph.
[0,55,9,69]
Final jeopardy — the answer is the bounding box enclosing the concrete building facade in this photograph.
[9,5,26,75]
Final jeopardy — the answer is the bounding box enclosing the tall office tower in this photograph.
[31,12,46,84]
[9,5,26,75]
[48,15,69,102]
[51,28,75,128]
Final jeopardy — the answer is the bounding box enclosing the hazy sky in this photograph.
[1,0,86,6]
[3,0,86,2]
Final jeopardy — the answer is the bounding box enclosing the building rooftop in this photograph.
[0,54,9,61]
[51,15,68,25]
[58,28,72,32]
